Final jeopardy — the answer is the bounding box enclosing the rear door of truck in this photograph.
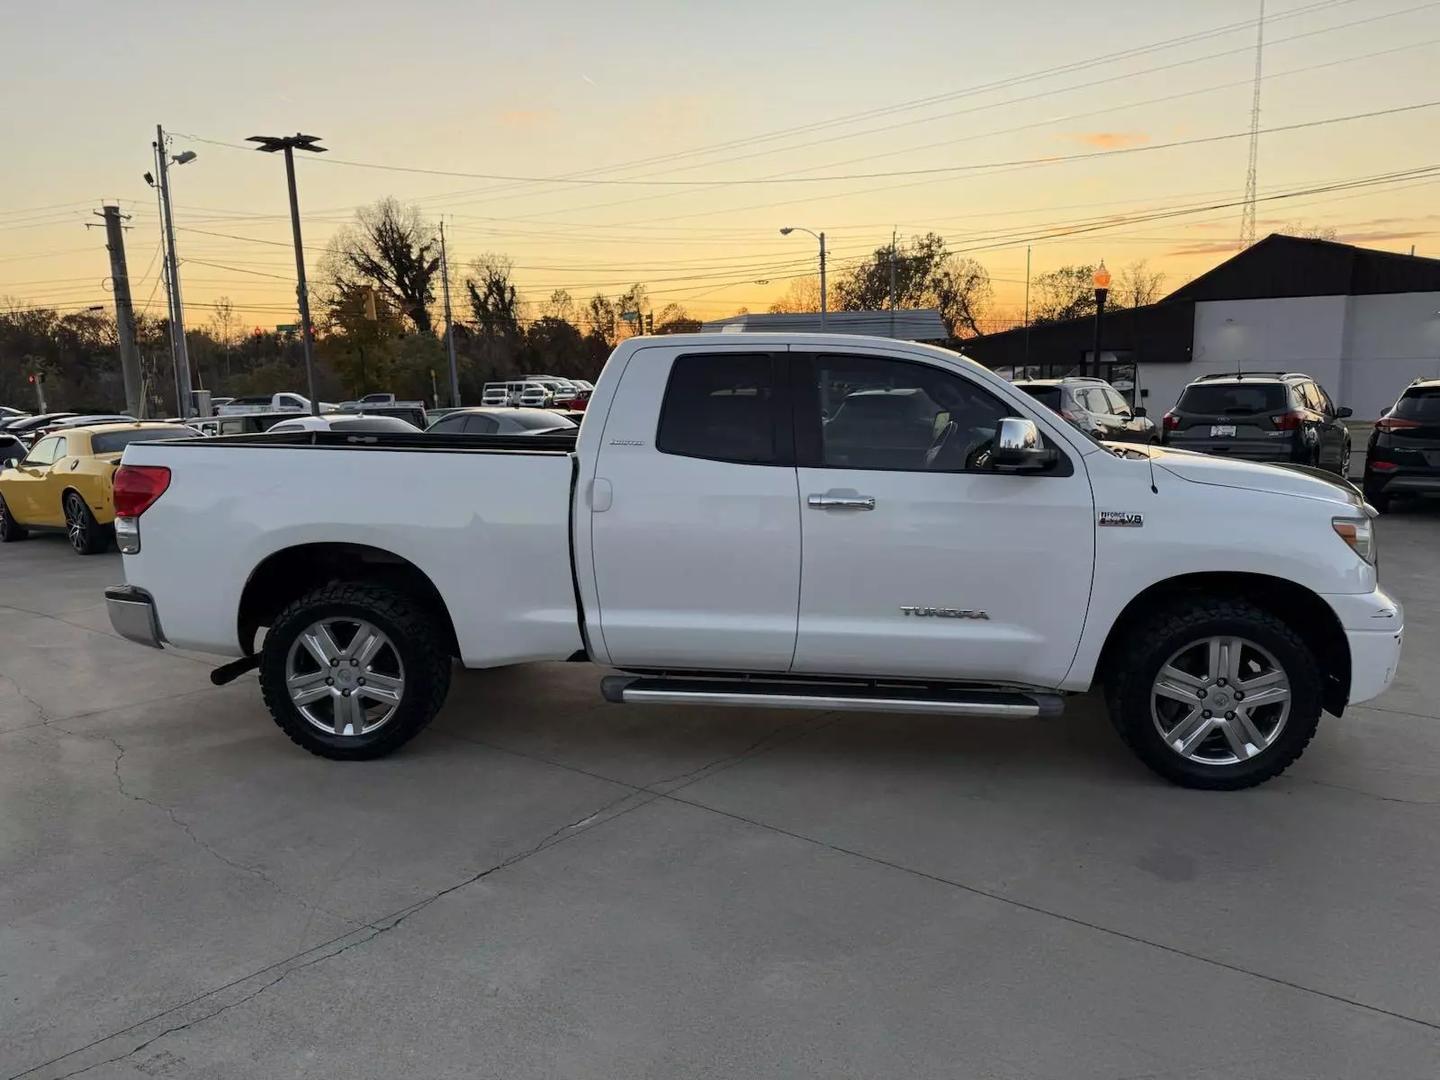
[585,344,801,671]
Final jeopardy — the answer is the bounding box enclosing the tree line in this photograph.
[1,194,1167,415]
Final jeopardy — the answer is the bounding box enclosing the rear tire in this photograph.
[258,581,451,760]
[1106,597,1322,790]
[64,491,110,555]
[0,494,27,542]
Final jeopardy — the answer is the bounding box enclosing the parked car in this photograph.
[1362,377,1440,512]
[425,407,577,435]
[1162,372,1352,475]
[0,406,30,426]
[0,434,26,468]
[216,392,334,416]
[264,413,423,434]
[523,375,578,404]
[1013,377,1157,444]
[3,412,77,439]
[188,412,311,437]
[105,334,1400,791]
[37,414,136,435]
[0,422,197,553]
[480,380,552,407]
[334,401,428,429]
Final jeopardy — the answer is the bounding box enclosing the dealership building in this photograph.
[960,235,1440,420]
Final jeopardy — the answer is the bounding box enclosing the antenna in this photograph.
[1239,0,1265,248]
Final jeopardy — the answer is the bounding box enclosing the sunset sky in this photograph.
[3,0,1438,333]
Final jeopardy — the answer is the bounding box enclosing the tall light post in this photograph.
[1090,261,1111,379]
[146,128,197,416]
[780,226,826,327]
[248,134,326,415]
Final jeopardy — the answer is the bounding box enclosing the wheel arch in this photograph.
[1094,572,1351,716]
[237,542,461,659]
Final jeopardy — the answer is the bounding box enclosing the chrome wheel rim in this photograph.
[1150,635,1291,766]
[285,618,406,737]
[65,495,87,551]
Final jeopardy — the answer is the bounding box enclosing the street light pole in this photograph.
[780,226,827,328]
[1091,261,1111,380]
[439,219,460,408]
[249,134,327,415]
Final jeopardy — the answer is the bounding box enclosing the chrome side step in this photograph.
[600,676,1064,719]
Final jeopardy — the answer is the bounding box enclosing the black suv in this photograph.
[1012,377,1157,444]
[1161,372,1352,475]
[1362,378,1440,512]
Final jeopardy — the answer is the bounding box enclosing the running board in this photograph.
[600,676,1064,719]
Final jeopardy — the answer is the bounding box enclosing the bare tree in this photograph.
[541,288,577,324]
[1276,221,1339,241]
[768,276,822,314]
[208,296,238,377]
[465,254,521,339]
[1112,260,1167,308]
[835,233,992,338]
[324,198,441,334]
[1030,265,1097,324]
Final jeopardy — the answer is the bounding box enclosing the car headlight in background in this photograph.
[1332,516,1377,565]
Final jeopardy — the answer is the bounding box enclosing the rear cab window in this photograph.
[1177,383,1287,415]
[656,353,786,465]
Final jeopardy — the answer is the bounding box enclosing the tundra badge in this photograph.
[900,606,990,619]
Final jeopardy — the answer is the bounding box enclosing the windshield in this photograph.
[1177,383,1287,414]
[1017,385,1063,409]
[91,428,197,453]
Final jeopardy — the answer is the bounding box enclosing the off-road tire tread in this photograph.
[1106,596,1321,790]
[259,580,451,760]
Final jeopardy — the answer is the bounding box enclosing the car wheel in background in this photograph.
[63,491,109,555]
[1107,597,1322,790]
[0,494,28,542]
[258,581,452,760]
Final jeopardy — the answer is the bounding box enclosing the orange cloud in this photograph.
[495,107,559,131]
[1064,131,1150,150]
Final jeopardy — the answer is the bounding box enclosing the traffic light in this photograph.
[644,312,653,334]
[27,372,45,385]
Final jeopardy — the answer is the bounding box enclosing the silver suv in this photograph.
[1013,377,1157,444]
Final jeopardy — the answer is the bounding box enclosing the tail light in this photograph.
[1369,460,1399,472]
[1163,411,1179,431]
[113,465,170,518]
[1376,416,1422,432]
[1270,411,1305,431]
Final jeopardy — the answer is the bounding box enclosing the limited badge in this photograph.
[1098,510,1144,527]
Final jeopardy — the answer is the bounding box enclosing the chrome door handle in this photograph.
[807,493,876,511]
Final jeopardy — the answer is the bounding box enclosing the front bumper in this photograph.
[105,585,164,649]
[1323,588,1404,706]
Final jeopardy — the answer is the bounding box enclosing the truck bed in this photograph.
[119,432,585,664]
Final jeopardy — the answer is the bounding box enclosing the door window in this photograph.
[1074,388,1105,414]
[656,353,785,465]
[22,436,64,467]
[464,414,500,434]
[1310,383,1336,417]
[800,354,1013,473]
[1103,388,1132,416]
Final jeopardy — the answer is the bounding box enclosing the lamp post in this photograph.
[247,133,326,415]
[146,129,197,417]
[1090,261,1111,379]
[779,226,826,328]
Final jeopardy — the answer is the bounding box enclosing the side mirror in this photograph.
[991,417,1057,473]
[1337,406,1353,419]
[1134,406,1148,418]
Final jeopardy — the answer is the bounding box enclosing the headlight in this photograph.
[1332,516,1377,564]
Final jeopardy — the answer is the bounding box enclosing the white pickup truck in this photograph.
[105,334,1403,789]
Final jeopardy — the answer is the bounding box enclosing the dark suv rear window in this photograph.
[1017,385,1062,408]
[1394,388,1440,421]
[1176,383,1287,414]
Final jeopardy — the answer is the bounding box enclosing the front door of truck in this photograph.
[589,347,801,671]
[789,352,1095,688]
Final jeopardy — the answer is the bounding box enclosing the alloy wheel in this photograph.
[1150,635,1291,766]
[64,494,88,552]
[284,617,406,737]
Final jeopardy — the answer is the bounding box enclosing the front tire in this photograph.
[0,494,27,542]
[258,581,452,760]
[1107,598,1321,790]
[64,491,110,555]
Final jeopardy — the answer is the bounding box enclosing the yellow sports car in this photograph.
[0,421,197,554]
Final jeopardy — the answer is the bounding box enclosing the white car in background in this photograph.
[264,413,422,434]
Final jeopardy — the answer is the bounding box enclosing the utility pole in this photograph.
[439,219,460,407]
[248,134,327,414]
[154,126,194,417]
[1023,245,1032,373]
[819,231,828,328]
[889,227,898,339]
[96,205,144,417]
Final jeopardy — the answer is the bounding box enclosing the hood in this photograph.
[1152,447,1366,508]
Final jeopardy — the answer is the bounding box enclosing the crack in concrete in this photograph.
[20,711,839,1079]
[1305,777,1440,806]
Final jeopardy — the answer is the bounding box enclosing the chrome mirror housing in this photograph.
[991,418,1056,473]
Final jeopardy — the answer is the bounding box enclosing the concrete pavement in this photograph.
[2,508,1438,1078]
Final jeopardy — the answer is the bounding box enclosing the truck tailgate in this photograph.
[118,440,582,665]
